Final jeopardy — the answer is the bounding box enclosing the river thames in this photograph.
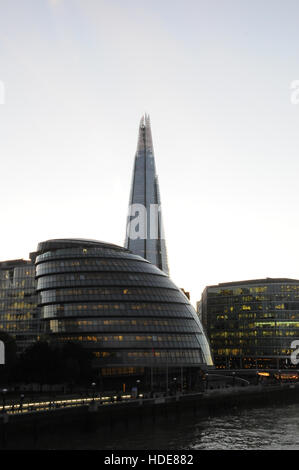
[15,402,299,450]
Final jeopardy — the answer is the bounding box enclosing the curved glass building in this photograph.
[35,238,212,390]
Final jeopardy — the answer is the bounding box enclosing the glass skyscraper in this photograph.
[125,114,169,275]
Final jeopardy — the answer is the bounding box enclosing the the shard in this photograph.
[125,114,169,275]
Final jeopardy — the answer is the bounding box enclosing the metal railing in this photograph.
[0,394,134,415]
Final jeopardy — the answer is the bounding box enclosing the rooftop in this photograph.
[0,259,32,268]
[206,277,299,289]
[36,238,126,255]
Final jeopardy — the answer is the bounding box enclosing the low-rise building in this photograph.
[0,258,40,353]
[200,278,299,369]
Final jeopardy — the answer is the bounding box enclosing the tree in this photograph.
[8,340,94,387]
[59,342,93,384]
[17,341,61,385]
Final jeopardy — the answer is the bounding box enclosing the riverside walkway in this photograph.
[1,382,298,417]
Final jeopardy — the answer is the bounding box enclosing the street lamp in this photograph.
[173,377,177,393]
[205,373,209,391]
[136,379,141,398]
[20,394,24,411]
[91,382,96,402]
[2,389,7,412]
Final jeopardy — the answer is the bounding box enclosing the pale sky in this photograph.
[1,0,299,305]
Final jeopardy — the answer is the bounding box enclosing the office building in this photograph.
[200,278,299,369]
[0,258,40,353]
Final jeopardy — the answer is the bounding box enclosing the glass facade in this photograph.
[125,114,169,275]
[35,238,213,386]
[0,258,40,353]
[200,278,299,369]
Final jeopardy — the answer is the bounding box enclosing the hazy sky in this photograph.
[1,0,299,304]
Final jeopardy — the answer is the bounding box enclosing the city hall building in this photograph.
[35,238,213,390]
[199,278,299,369]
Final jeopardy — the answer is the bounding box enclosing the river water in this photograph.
[23,403,299,450]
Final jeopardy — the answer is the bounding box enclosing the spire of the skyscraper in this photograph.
[136,113,154,154]
[125,115,169,275]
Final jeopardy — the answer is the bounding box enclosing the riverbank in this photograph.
[1,382,299,449]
